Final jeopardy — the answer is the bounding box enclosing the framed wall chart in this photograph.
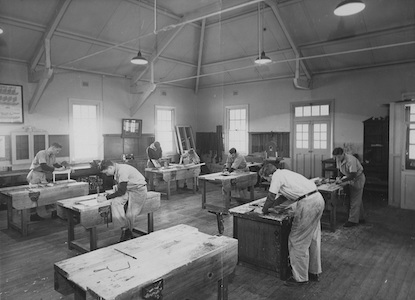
[0,84,24,123]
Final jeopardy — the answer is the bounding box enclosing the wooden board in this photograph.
[0,180,89,209]
[57,191,161,229]
[55,224,238,300]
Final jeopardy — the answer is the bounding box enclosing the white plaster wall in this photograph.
[0,61,197,136]
[195,62,415,156]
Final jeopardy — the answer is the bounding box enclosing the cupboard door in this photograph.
[11,131,48,166]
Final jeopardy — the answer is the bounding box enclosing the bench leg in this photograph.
[67,210,76,249]
[89,227,97,251]
[202,180,207,209]
[21,208,29,236]
[147,212,154,233]
[217,276,229,300]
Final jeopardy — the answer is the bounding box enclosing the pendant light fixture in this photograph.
[334,0,365,16]
[131,51,148,65]
[255,3,271,65]
[131,5,148,65]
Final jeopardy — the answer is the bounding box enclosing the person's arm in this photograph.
[40,163,55,172]
[225,156,232,170]
[262,193,287,214]
[106,182,127,199]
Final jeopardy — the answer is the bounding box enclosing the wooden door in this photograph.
[389,102,415,210]
[293,121,332,178]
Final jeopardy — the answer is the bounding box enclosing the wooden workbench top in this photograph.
[55,224,237,299]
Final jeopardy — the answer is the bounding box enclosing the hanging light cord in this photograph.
[57,0,264,67]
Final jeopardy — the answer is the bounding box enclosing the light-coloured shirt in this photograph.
[29,150,56,172]
[336,154,364,178]
[114,163,146,190]
[225,153,248,170]
[269,169,317,201]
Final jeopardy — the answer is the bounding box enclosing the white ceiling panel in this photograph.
[0,0,413,92]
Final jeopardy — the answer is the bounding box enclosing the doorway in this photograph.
[292,101,334,178]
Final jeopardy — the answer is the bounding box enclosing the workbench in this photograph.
[56,191,161,253]
[313,178,343,232]
[198,171,257,212]
[54,224,238,300]
[145,163,205,199]
[0,180,89,236]
[229,198,293,279]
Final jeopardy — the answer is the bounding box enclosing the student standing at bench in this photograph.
[26,142,67,221]
[98,160,147,242]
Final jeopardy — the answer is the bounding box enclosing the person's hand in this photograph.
[112,185,118,192]
[97,195,108,203]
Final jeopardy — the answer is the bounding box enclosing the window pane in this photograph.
[410,145,415,159]
[303,106,311,116]
[295,107,303,117]
[311,106,320,116]
[410,130,415,143]
[320,105,329,115]
[228,107,247,154]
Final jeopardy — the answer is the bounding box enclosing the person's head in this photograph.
[188,148,195,155]
[154,141,161,149]
[99,160,116,176]
[332,147,345,161]
[258,163,277,182]
[229,148,237,158]
[48,143,62,155]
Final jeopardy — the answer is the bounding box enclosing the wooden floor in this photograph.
[1,183,415,300]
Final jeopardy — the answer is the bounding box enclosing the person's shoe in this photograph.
[308,273,320,282]
[119,229,133,242]
[359,219,366,224]
[30,213,45,222]
[283,277,308,287]
[343,221,358,227]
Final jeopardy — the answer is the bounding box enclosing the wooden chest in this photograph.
[229,198,292,279]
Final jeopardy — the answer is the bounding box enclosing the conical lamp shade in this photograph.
[255,51,272,65]
[131,51,148,65]
[334,0,365,16]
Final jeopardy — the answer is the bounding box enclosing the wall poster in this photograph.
[0,84,24,123]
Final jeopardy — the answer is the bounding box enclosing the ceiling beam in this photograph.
[28,39,54,114]
[299,24,415,50]
[265,0,311,80]
[131,25,185,85]
[28,0,72,72]
[195,19,206,94]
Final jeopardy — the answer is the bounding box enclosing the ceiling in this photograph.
[0,0,414,95]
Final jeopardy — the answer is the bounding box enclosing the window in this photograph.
[406,104,415,169]
[226,105,248,154]
[313,123,328,149]
[295,104,329,117]
[69,99,102,163]
[155,106,175,154]
[296,123,309,149]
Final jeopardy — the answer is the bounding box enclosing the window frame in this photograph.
[68,98,103,164]
[225,104,249,155]
[155,105,176,156]
[405,104,415,169]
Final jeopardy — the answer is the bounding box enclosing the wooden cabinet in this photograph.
[321,158,338,178]
[11,130,48,167]
[363,117,389,193]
